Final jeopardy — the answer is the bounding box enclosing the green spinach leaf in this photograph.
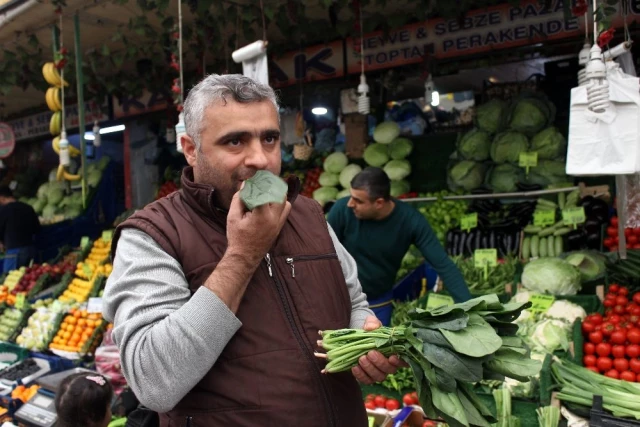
[422,343,483,382]
[440,314,503,358]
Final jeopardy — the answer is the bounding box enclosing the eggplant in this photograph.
[583,218,602,234]
[512,231,521,254]
[458,232,468,257]
[489,230,496,249]
[481,233,489,249]
[466,231,476,256]
[585,230,602,250]
[446,230,454,255]
[516,182,543,192]
[566,229,587,251]
[497,235,507,258]
[475,231,482,250]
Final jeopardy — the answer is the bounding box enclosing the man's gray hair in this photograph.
[183,74,279,149]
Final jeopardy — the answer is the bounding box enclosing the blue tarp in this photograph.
[35,162,120,262]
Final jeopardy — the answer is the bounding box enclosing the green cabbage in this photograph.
[87,170,103,187]
[373,121,401,144]
[390,180,410,197]
[458,129,491,161]
[363,143,390,167]
[531,319,570,353]
[47,188,64,206]
[313,187,339,206]
[33,199,47,215]
[337,189,351,200]
[488,164,523,193]
[42,204,57,219]
[240,170,289,210]
[323,152,349,174]
[527,160,568,187]
[508,96,556,137]
[383,160,411,181]
[319,172,340,187]
[490,131,529,164]
[531,127,567,160]
[388,138,413,160]
[339,164,362,189]
[521,258,582,296]
[475,99,508,134]
[448,161,486,192]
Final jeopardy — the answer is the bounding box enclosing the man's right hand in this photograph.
[226,185,292,266]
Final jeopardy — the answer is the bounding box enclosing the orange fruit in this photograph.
[67,317,77,325]
[74,310,82,319]
[85,327,95,335]
[66,324,74,333]
[77,319,86,327]
[62,331,71,340]
[86,320,95,328]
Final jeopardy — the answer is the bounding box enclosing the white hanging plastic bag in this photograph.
[566,63,640,175]
[232,40,268,85]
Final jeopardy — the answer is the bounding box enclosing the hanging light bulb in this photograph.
[175,112,186,153]
[424,74,434,105]
[357,73,370,115]
[92,121,101,147]
[578,42,591,86]
[585,44,609,113]
[58,131,70,167]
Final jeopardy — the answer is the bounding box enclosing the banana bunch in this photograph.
[49,112,62,135]
[42,62,68,88]
[45,87,62,112]
[52,136,81,181]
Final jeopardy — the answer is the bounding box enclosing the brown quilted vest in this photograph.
[111,167,367,427]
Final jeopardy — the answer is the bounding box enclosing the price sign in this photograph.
[519,152,538,175]
[529,294,555,313]
[102,230,114,242]
[562,207,586,229]
[80,236,90,249]
[368,417,375,427]
[474,249,497,280]
[460,213,478,233]
[533,210,556,227]
[426,293,455,310]
[87,297,103,314]
[15,293,26,310]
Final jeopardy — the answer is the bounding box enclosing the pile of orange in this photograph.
[49,308,104,353]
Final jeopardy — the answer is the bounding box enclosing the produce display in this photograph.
[604,215,640,252]
[15,308,62,351]
[0,359,41,382]
[0,309,28,342]
[49,309,105,354]
[452,256,517,296]
[317,294,542,427]
[606,249,640,289]
[416,192,468,245]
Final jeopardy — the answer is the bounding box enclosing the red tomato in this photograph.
[612,345,626,359]
[584,355,597,367]
[601,323,615,337]
[607,227,618,237]
[604,299,616,308]
[626,228,633,238]
[365,400,376,410]
[590,331,605,344]
[615,305,627,315]
[374,395,387,408]
[620,371,636,382]
[628,328,640,344]
[596,342,612,357]
[614,358,630,372]
[610,284,621,293]
[611,217,619,227]
[630,315,640,325]
[617,296,630,306]
[611,330,628,345]
[630,358,640,374]
[627,344,640,358]
[584,342,596,355]
[605,369,620,379]
[586,366,600,373]
[629,235,639,245]
[619,287,630,296]
[589,313,604,325]
[410,392,419,405]
[609,315,623,325]
[582,321,596,335]
[635,228,640,237]
[597,357,613,372]
[604,238,615,248]
[385,399,400,411]
[422,421,437,427]
[633,294,640,306]
[365,394,376,401]
[402,394,414,406]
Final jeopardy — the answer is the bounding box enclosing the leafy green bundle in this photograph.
[316,294,542,427]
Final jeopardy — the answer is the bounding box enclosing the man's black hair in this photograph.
[350,167,391,201]
[0,186,12,198]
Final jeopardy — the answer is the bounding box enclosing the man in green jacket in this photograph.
[328,167,471,325]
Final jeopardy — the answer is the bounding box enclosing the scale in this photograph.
[14,368,95,427]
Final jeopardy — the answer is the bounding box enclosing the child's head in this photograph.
[54,373,113,427]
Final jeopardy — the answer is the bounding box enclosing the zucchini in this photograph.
[522,237,531,260]
[539,236,548,257]
[555,236,563,256]
[558,192,566,210]
[531,235,540,258]
[524,225,542,234]
[548,235,555,257]
[537,198,558,209]
[539,225,556,237]
[553,227,572,236]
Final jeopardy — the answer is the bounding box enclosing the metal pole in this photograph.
[74,12,87,209]
[401,186,581,204]
[51,24,59,58]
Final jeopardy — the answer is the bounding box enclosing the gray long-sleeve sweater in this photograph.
[103,225,373,413]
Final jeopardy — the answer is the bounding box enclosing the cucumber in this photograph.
[531,235,540,258]
[558,192,566,210]
[548,235,555,257]
[555,236,563,255]
[553,220,566,230]
[539,236,548,257]
[539,226,556,237]
[537,198,558,208]
[522,237,531,260]
[524,225,542,234]
[553,227,572,236]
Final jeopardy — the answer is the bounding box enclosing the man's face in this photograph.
[347,188,383,220]
[182,99,281,210]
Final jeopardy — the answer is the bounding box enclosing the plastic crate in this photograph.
[591,395,640,427]
[392,263,438,302]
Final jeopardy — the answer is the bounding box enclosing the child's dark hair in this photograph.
[54,372,113,427]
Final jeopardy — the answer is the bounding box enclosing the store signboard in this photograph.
[0,122,15,159]
[345,0,638,73]
[270,40,344,88]
[7,99,109,141]
[113,89,171,119]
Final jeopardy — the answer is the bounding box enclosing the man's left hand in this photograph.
[351,315,406,385]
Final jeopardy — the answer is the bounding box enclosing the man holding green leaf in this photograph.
[328,167,472,325]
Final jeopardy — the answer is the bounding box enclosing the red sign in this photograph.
[0,123,15,159]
